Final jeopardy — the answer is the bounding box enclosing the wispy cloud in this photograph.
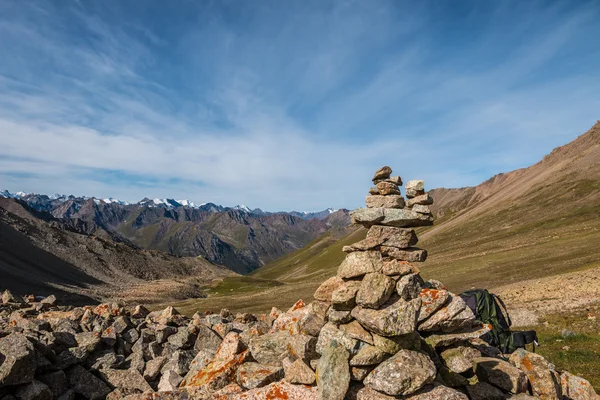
[0,0,599,210]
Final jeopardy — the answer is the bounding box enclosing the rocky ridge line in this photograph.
[0,166,598,400]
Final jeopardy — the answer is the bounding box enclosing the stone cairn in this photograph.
[0,167,598,400]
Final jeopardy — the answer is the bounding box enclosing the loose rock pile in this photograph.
[0,166,598,400]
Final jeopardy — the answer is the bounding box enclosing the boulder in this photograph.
[194,324,222,353]
[407,384,468,399]
[560,371,598,400]
[317,340,350,400]
[339,320,373,345]
[0,333,36,386]
[365,195,405,209]
[338,251,383,279]
[219,381,318,399]
[349,344,387,366]
[65,365,111,399]
[466,381,507,400]
[313,277,345,302]
[372,331,421,353]
[375,182,400,195]
[99,369,153,393]
[350,208,433,228]
[381,247,428,262]
[372,166,392,181]
[282,358,315,385]
[364,350,436,396]
[180,332,249,392]
[36,371,68,398]
[13,380,52,400]
[417,289,450,322]
[316,323,359,355]
[473,357,528,394]
[439,344,482,374]
[509,349,562,399]
[331,281,361,309]
[236,362,283,389]
[356,273,395,309]
[396,273,424,301]
[406,194,433,207]
[326,309,352,324]
[345,227,418,253]
[381,260,418,277]
[418,294,472,332]
[158,370,183,392]
[248,332,291,366]
[405,180,425,198]
[351,298,420,337]
[424,324,491,348]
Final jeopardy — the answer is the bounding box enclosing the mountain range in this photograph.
[0,191,351,275]
[170,120,600,316]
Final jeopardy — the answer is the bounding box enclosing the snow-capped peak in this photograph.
[101,197,130,205]
[233,204,252,212]
[176,199,197,208]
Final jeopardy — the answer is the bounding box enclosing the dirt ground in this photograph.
[493,265,600,326]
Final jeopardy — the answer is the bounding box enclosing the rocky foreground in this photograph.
[0,167,598,400]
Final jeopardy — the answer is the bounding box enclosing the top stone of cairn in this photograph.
[372,166,392,182]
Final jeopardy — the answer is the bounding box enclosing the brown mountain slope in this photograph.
[420,120,600,292]
[0,199,234,304]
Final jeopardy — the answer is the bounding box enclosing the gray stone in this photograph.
[364,350,436,396]
[365,195,405,209]
[466,381,507,400]
[473,357,528,394]
[351,298,421,337]
[282,358,315,385]
[424,324,491,348]
[0,333,36,386]
[182,349,215,385]
[372,166,392,181]
[405,180,425,198]
[407,383,468,399]
[372,331,422,354]
[417,289,450,322]
[193,324,222,354]
[316,323,360,355]
[331,281,361,309]
[167,327,195,349]
[381,247,428,262]
[396,273,424,301]
[349,344,387,366]
[326,308,353,324]
[338,251,383,279]
[313,276,345,302]
[339,320,373,345]
[14,380,52,400]
[560,371,598,400]
[40,295,57,306]
[406,194,433,207]
[439,345,482,374]
[412,204,431,215]
[344,226,417,252]
[99,369,152,393]
[356,273,396,309]
[155,325,178,344]
[248,331,292,366]
[236,362,283,389]
[381,260,418,277]
[317,340,350,400]
[509,349,562,399]
[161,350,195,376]
[376,181,400,195]
[418,294,472,332]
[65,365,111,399]
[158,370,183,392]
[144,356,167,381]
[351,208,433,228]
[36,371,68,398]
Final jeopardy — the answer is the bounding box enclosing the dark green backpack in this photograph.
[459,289,538,354]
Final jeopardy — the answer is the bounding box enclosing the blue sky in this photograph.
[0,0,599,211]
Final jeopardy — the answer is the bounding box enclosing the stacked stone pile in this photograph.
[0,166,598,400]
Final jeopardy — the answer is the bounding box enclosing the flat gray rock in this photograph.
[364,349,436,396]
[351,208,433,228]
[352,298,421,337]
[338,251,383,279]
[317,340,350,400]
